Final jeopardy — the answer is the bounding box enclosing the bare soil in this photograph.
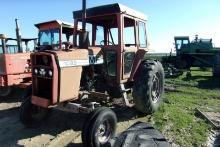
[0,95,148,147]
[0,89,219,147]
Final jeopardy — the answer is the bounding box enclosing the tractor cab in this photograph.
[73,3,149,83]
[35,20,80,51]
[0,34,37,54]
[174,36,190,55]
[174,35,214,55]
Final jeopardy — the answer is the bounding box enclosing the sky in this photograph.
[0,0,220,53]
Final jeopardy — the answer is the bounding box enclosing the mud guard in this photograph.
[129,49,147,81]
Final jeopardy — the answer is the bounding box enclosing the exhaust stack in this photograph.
[15,19,22,52]
[82,0,86,31]
[79,0,90,49]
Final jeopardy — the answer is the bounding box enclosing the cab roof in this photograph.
[73,3,147,21]
[174,36,190,39]
[35,20,74,29]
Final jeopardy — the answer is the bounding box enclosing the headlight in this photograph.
[39,68,46,76]
[48,70,53,76]
[34,69,38,74]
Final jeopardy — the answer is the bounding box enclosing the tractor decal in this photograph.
[59,55,104,68]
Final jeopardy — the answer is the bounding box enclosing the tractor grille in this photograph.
[32,54,53,100]
[33,77,52,99]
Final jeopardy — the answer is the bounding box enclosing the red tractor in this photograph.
[20,3,164,147]
[0,19,37,97]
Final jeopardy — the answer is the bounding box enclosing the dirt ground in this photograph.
[0,89,219,147]
[0,92,149,147]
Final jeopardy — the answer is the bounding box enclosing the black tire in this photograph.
[113,121,172,147]
[21,85,32,101]
[20,96,49,128]
[132,60,164,114]
[82,107,117,147]
[0,86,12,97]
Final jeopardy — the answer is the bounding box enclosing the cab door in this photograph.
[122,16,137,80]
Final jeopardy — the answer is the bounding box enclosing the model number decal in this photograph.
[59,55,104,68]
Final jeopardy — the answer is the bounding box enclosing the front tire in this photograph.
[20,97,49,128]
[132,60,164,114]
[0,86,12,97]
[82,107,117,147]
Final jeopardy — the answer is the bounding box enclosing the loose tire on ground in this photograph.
[82,107,117,147]
[112,121,171,147]
[132,60,164,114]
[20,96,49,128]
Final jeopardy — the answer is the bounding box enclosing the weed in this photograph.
[152,68,219,146]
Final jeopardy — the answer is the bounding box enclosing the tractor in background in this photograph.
[34,20,79,51]
[160,35,220,78]
[0,19,37,97]
[20,2,164,147]
[173,35,220,69]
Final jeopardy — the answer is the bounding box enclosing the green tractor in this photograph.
[173,35,219,69]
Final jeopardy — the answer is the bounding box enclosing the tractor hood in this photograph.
[56,47,104,68]
[41,46,104,68]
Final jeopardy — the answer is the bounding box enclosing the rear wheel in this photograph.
[82,107,117,147]
[132,60,164,114]
[20,97,49,128]
[0,86,12,97]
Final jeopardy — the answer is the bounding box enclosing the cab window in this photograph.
[106,51,117,76]
[138,21,147,48]
[39,29,60,45]
[124,52,135,75]
[124,17,135,46]
[108,27,118,45]
[96,26,104,45]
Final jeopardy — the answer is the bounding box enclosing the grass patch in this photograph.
[152,68,220,146]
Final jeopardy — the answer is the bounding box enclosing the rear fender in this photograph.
[129,49,147,81]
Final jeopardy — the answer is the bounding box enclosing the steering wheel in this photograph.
[100,40,114,46]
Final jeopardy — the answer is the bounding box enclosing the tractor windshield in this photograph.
[39,29,60,46]
[76,15,119,46]
[175,38,189,50]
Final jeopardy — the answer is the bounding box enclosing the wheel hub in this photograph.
[151,74,160,103]
[97,121,111,144]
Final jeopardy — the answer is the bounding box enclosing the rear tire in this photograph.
[132,60,164,114]
[20,96,49,128]
[82,107,117,147]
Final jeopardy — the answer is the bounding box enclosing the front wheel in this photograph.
[20,97,49,128]
[0,86,12,97]
[82,107,117,147]
[132,60,164,114]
